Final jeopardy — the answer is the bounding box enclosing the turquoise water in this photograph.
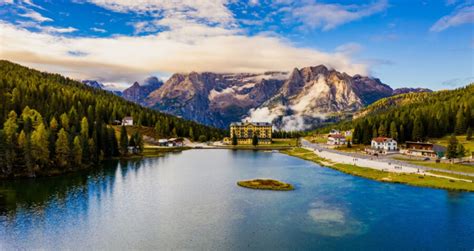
[0,149,473,250]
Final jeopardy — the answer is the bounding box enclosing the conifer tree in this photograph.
[412,118,424,141]
[119,126,129,155]
[252,134,258,146]
[189,127,194,140]
[31,122,50,166]
[389,121,398,140]
[56,128,70,167]
[60,113,70,131]
[446,135,458,159]
[455,107,467,135]
[73,136,82,166]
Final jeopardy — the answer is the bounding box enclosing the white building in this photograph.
[327,134,347,145]
[122,116,133,126]
[371,137,398,152]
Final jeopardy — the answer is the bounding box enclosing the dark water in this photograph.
[0,150,473,250]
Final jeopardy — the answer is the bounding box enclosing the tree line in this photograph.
[317,84,474,145]
[0,60,225,177]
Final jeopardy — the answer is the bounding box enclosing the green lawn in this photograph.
[393,156,474,174]
[431,135,474,156]
[281,148,474,192]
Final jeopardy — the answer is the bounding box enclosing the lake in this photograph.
[1,149,473,250]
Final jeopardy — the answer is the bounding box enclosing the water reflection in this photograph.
[0,150,473,250]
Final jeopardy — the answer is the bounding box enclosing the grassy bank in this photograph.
[393,157,474,174]
[237,179,294,191]
[281,148,474,192]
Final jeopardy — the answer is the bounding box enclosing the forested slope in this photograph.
[0,60,224,178]
[317,84,474,145]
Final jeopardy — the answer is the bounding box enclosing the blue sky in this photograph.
[0,0,472,90]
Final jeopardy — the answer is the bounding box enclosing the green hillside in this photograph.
[315,84,474,145]
[0,60,224,178]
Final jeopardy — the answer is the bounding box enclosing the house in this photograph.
[122,116,133,126]
[158,139,168,146]
[327,134,346,145]
[401,141,446,158]
[168,138,184,147]
[230,121,272,145]
[369,137,398,154]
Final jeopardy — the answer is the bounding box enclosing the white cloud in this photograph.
[85,0,235,26]
[91,27,107,33]
[335,42,363,55]
[41,26,77,33]
[430,5,474,32]
[0,21,367,87]
[19,9,52,22]
[289,0,388,31]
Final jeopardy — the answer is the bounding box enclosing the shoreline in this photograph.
[280,148,474,192]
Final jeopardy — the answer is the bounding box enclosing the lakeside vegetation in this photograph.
[0,60,224,178]
[237,179,294,191]
[281,148,474,192]
[393,156,474,174]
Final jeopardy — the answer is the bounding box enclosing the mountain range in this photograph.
[86,65,431,130]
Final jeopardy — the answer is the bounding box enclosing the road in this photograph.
[301,139,473,182]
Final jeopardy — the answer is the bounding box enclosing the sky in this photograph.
[0,0,473,90]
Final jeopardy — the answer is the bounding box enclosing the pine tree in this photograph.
[155,122,161,136]
[55,128,70,167]
[446,134,458,159]
[73,136,82,166]
[189,127,194,140]
[80,117,89,138]
[135,132,144,153]
[108,127,119,157]
[60,113,70,131]
[455,107,467,135]
[252,134,258,146]
[31,122,50,166]
[352,124,361,144]
[399,125,405,143]
[18,130,33,173]
[389,121,398,140]
[456,143,466,158]
[378,123,387,137]
[412,118,424,141]
[3,111,18,174]
[119,126,129,155]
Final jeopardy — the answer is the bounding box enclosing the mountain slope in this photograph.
[122,76,163,104]
[145,71,287,128]
[318,84,474,144]
[245,65,393,130]
[125,65,431,130]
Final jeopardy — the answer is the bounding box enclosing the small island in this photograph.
[237,179,294,191]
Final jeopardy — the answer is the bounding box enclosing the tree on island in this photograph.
[252,134,258,146]
[232,136,238,146]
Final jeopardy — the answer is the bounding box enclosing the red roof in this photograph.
[329,134,346,139]
[372,137,393,143]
